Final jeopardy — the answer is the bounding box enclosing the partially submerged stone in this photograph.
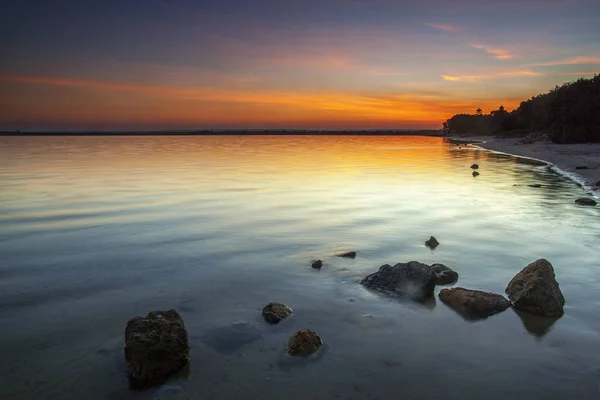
[360,261,458,301]
[470,164,479,169]
[528,184,542,188]
[262,302,293,324]
[439,288,510,319]
[287,329,322,356]
[505,259,565,317]
[472,171,480,177]
[124,310,189,385]
[337,251,357,259]
[575,198,597,206]
[425,236,439,249]
[575,166,589,170]
[311,259,323,269]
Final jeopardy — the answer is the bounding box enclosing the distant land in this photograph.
[0,129,444,136]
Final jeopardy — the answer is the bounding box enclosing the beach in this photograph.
[454,136,600,194]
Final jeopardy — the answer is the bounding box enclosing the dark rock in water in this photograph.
[124,310,189,385]
[472,171,480,177]
[425,236,439,249]
[575,166,589,170]
[262,302,293,324]
[337,251,357,259]
[360,261,458,301]
[575,198,597,206]
[528,184,542,188]
[201,322,262,354]
[470,164,479,169]
[595,181,600,187]
[311,260,323,269]
[439,288,510,319]
[430,263,459,285]
[287,329,322,356]
[506,259,565,317]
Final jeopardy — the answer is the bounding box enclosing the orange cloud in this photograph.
[525,56,600,67]
[425,23,462,32]
[471,44,514,60]
[442,70,540,82]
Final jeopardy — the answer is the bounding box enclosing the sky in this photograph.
[1,0,599,131]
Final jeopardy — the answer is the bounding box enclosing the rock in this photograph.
[595,181,600,187]
[287,329,322,356]
[311,260,323,269]
[360,261,458,301]
[575,198,597,206]
[472,171,480,177]
[528,184,542,188]
[575,166,589,170]
[124,310,189,385]
[430,263,459,285]
[262,302,293,324]
[439,288,510,319]
[470,164,479,169]
[337,251,356,259]
[425,236,439,249]
[505,259,565,317]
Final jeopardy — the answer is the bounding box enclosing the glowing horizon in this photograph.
[1,0,599,131]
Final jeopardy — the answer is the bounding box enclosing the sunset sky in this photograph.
[1,0,599,131]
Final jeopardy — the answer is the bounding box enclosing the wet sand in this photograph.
[453,136,600,193]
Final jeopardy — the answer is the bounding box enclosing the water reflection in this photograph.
[513,308,561,338]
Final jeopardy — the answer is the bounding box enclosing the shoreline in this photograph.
[451,136,600,197]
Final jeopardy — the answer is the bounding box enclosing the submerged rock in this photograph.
[470,164,479,169]
[528,184,542,188]
[439,288,510,319]
[515,157,547,167]
[472,171,480,177]
[311,260,323,269]
[337,251,357,259]
[360,261,458,301]
[575,166,589,170]
[124,310,189,385]
[201,322,262,354]
[575,198,597,206]
[287,329,323,356]
[425,236,439,249]
[505,259,565,317]
[262,302,293,324]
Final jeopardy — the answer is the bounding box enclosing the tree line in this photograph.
[443,74,600,143]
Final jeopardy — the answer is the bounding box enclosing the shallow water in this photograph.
[0,135,599,400]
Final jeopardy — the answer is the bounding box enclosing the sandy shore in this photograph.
[451,136,600,194]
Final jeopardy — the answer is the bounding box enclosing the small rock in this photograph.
[287,329,323,356]
[311,260,323,269]
[575,198,597,206]
[472,171,480,177]
[528,184,542,188]
[575,166,589,170]
[439,288,510,319]
[505,259,565,317]
[425,236,439,249]
[124,310,189,385]
[337,251,357,259]
[470,164,479,169]
[595,181,600,187]
[360,261,458,301]
[262,303,293,324]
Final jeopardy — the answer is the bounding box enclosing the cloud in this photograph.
[471,44,514,60]
[525,56,600,67]
[442,70,541,82]
[425,23,462,32]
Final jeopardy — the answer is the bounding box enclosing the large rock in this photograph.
[439,288,510,319]
[124,310,189,385]
[575,198,597,206]
[360,261,458,301]
[287,329,322,356]
[505,259,565,317]
[262,302,293,324]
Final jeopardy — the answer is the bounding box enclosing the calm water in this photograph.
[1,135,599,400]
